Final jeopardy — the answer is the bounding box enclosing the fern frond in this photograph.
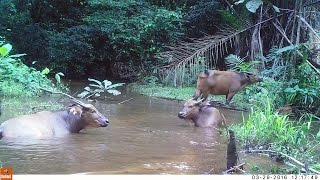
[157,27,242,86]
[225,54,244,70]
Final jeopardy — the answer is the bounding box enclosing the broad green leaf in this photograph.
[77,91,90,98]
[9,53,27,58]
[246,0,263,13]
[107,89,121,96]
[0,44,12,56]
[88,78,103,88]
[103,80,112,88]
[41,67,50,75]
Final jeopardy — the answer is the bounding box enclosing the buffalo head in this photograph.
[68,102,109,128]
[178,98,205,119]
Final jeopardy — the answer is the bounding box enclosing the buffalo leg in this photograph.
[200,92,209,102]
[193,89,202,100]
[226,91,236,105]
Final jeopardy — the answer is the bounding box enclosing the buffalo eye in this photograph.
[188,106,193,108]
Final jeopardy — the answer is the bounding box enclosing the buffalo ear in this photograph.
[68,106,83,116]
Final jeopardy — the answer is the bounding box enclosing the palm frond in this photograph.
[157,27,243,86]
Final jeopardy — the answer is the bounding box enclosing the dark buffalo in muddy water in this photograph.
[178,99,224,128]
[193,70,262,104]
[0,101,109,139]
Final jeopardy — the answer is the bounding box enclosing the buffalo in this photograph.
[193,70,262,104]
[0,100,109,139]
[178,99,224,128]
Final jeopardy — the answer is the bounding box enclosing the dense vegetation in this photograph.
[1,0,320,174]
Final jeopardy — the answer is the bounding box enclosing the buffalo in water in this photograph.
[178,98,225,128]
[0,100,109,139]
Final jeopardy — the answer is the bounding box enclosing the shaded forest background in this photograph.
[0,0,224,80]
[1,0,320,116]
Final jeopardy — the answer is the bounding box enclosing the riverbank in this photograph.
[129,83,227,102]
[130,82,320,174]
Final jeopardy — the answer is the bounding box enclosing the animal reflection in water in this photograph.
[0,100,108,139]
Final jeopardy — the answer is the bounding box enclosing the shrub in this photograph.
[0,43,63,96]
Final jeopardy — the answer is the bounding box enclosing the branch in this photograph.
[304,1,320,7]
[243,149,320,174]
[223,163,246,174]
[39,87,77,100]
[118,98,133,105]
[272,20,320,76]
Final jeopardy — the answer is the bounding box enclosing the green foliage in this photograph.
[1,0,185,80]
[0,43,64,96]
[77,78,125,99]
[142,76,160,87]
[234,77,285,109]
[83,0,184,79]
[218,10,247,29]
[225,54,261,72]
[0,44,12,56]
[233,98,317,162]
[284,63,320,114]
[183,0,221,37]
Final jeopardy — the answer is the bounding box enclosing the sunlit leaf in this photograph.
[272,5,280,13]
[103,80,112,88]
[0,44,12,56]
[84,86,91,91]
[107,83,125,89]
[89,84,102,88]
[41,67,50,75]
[57,72,64,76]
[55,74,61,83]
[107,89,121,96]
[88,78,103,88]
[246,0,263,13]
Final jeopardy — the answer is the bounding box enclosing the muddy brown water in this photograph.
[0,84,283,174]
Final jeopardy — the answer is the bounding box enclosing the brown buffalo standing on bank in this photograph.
[178,99,224,128]
[0,100,109,139]
[193,70,262,104]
